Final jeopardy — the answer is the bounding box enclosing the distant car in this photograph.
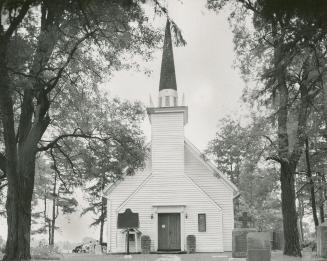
[72,241,107,253]
[72,245,85,253]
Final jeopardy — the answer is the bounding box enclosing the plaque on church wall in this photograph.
[117,208,139,229]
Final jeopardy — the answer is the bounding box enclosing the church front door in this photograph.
[158,213,181,251]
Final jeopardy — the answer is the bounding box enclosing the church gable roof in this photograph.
[184,139,239,197]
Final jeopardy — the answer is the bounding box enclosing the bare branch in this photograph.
[49,148,70,193]
[38,129,115,152]
[0,182,7,190]
[266,155,287,164]
[4,0,32,39]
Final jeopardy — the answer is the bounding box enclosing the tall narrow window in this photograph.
[165,96,170,106]
[173,97,177,106]
[159,97,162,107]
[198,214,206,232]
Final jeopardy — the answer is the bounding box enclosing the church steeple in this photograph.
[159,20,177,91]
[158,20,178,107]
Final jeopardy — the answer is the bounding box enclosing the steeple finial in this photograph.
[159,20,177,91]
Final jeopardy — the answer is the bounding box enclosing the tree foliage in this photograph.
[207,115,282,230]
[207,0,327,256]
[0,0,169,260]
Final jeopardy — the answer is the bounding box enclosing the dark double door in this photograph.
[158,213,181,251]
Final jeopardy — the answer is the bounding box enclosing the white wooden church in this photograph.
[103,20,239,253]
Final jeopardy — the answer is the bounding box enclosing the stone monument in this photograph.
[272,230,284,250]
[94,244,102,255]
[232,212,256,258]
[317,221,327,258]
[247,232,271,261]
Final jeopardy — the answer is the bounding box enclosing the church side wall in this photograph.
[184,144,235,251]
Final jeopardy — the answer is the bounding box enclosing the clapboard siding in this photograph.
[184,142,234,251]
[105,108,237,253]
[150,112,184,177]
[116,174,223,252]
[107,160,152,252]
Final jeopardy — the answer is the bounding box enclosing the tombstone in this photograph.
[232,212,256,258]
[94,244,102,255]
[272,230,284,250]
[246,232,271,261]
[232,228,256,258]
[317,221,327,258]
[302,247,313,261]
[117,208,140,255]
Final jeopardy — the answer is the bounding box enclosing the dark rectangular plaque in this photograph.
[117,208,139,229]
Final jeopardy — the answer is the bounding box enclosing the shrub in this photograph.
[186,235,196,253]
[31,245,62,260]
[141,235,151,254]
[0,243,5,254]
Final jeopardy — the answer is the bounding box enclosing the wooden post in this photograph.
[126,229,130,255]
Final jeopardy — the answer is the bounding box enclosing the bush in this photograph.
[0,243,5,254]
[141,235,151,254]
[31,245,62,260]
[186,235,196,253]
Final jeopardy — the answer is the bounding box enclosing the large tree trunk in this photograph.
[4,146,36,261]
[276,67,302,256]
[0,31,33,259]
[280,162,302,256]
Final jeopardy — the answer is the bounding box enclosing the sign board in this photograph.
[117,208,139,229]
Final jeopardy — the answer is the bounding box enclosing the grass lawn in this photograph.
[61,251,327,261]
[1,251,327,261]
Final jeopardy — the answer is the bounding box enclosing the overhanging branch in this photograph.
[37,128,117,152]
[266,155,288,164]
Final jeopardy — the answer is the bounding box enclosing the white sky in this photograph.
[0,0,246,245]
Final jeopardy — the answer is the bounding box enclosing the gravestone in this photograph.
[317,221,327,258]
[302,247,313,261]
[94,244,102,255]
[232,228,256,258]
[232,212,256,258]
[272,230,284,250]
[246,232,271,261]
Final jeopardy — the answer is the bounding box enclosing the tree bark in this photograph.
[1,32,35,260]
[319,174,325,223]
[4,145,37,261]
[280,162,302,256]
[273,29,302,256]
[297,198,304,244]
[305,137,319,227]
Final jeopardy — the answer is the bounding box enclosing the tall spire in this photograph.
[159,20,177,91]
